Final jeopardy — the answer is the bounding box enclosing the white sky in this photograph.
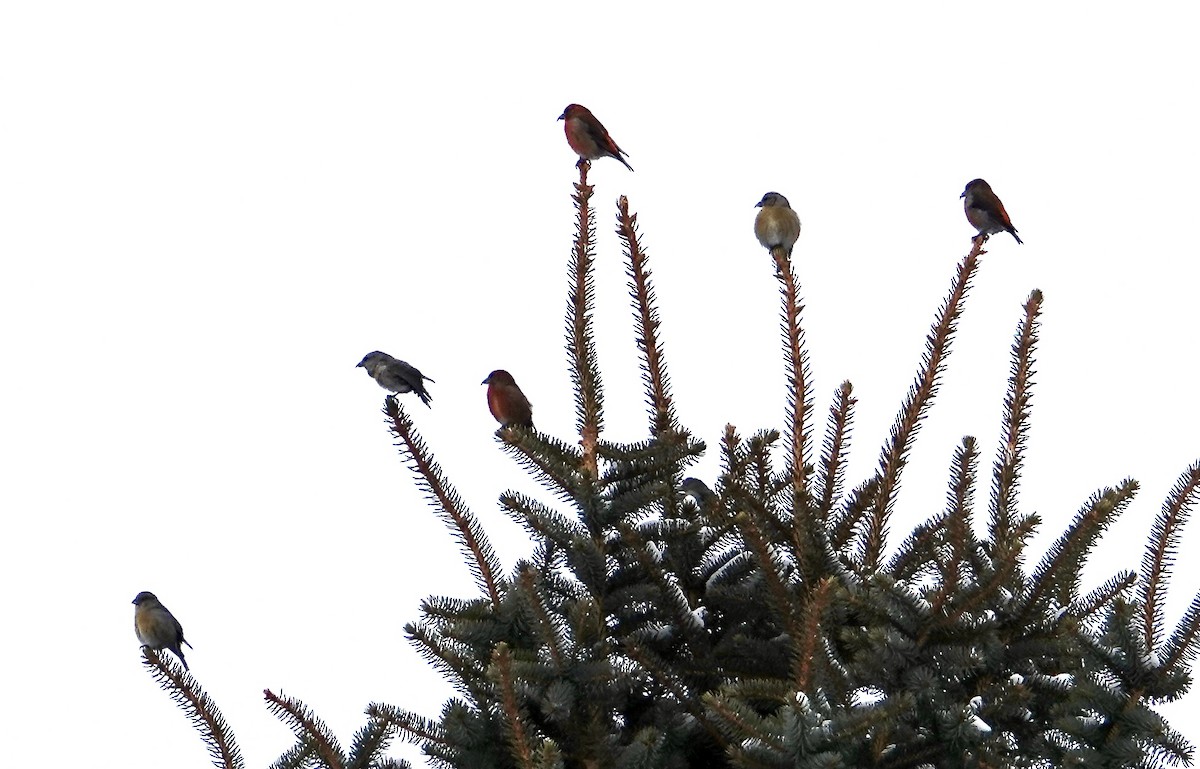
[3,3,1198,766]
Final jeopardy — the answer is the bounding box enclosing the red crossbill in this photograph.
[357,351,434,407]
[961,179,1023,244]
[558,104,633,171]
[132,591,192,670]
[483,370,534,428]
[754,192,802,258]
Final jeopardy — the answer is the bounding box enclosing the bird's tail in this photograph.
[1010,230,1024,245]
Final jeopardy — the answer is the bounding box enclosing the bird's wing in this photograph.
[993,200,1015,227]
[392,360,424,384]
[586,122,624,157]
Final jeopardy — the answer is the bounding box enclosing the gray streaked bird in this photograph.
[133,591,192,670]
[357,351,434,407]
[961,179,1023,244]
[754,192,802,258]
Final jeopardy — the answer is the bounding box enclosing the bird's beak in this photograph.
[557,112,566,121]
[755,201,764,208]
[959,191,965,198]
[481,377,490,385]
[356,362,364,367]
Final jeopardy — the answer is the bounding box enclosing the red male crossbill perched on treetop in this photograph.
[961,178,1023,244]
[558,104,633,171]
[483,370,534,428]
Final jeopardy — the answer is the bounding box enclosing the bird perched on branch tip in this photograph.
[754,192,802,259]
[961,179,1023,244]
[357,351,435,407]
[559,104,634,171]
[483,369,534,428]
[133,591,192,670]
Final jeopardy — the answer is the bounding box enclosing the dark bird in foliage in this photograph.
[133,591,192,670]
[961,179,1023,244]
[681,477,719,510]
[357,351,434,407]
[559,104,634,171]
[483,369,534,428]
[754,192,802,258]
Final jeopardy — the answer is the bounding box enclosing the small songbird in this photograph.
[483,369,534,428]
[357,351,434,407]
[681,477,719,511]
[132,591,192,670]
[961,179,1023,244]
[754,192,802,258]
[558,104,633,171]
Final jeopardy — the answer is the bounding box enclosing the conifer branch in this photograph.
[366,703,451,753]
[1074,571,1137,622]
[877,743,944,769]
[567,164,602,478]
[616,521,701,643]
[731,507,800,650]
[696,540,754,587]
[267,739,318,769]
[622,642,727,748]
[886,511,949,581]
[989,289,1043,553]
[346,715,396,769]
[518,567,567,670]
[817,381,856,520]
[385,397,503,608]
[1163,592,1200,671]
[140,649,245,769]
[596,439,687,520]
[491,644,537,769]
[744,429,789,537]
[616,195,677,437]
[495,430,585,504]
[1022,481,1138,621]
[884,440,981,584]
[834,477,880,557]
[503,492,587,552]
[864,245,983,570]
[794,578,835,692]
[934,437,981,612]
[264,689,345,769]
[1141,461,1200,652]
[773,248,814,515]
[534,742,564,769]
[405,619,488,697]
[703,691,786,753]
[941,511,1040,628]
[890,443,979,631]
